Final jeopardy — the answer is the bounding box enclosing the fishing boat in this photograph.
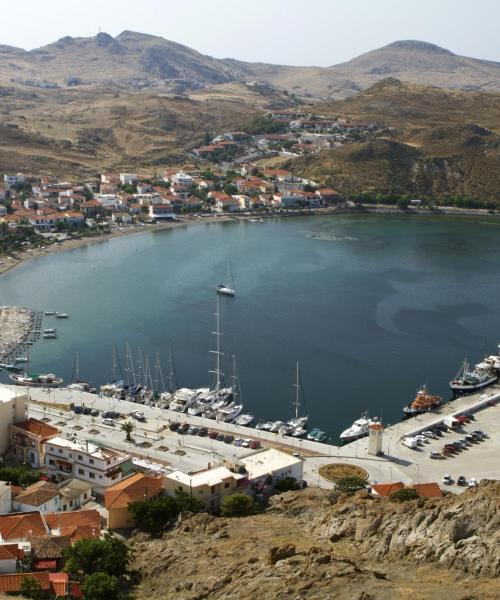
[340,413,381,443]
[14,357,28,363]
[475,344,500,373]
[45,311,56,316]
[0,363,24,372]
[55,313,69,319]
[217,261,236,296]
[403,386,442,418]
[10,372,63,387]
[449,359,497,394]
[234,413,254,426]
[307,428,327,442]
[43,329,56,334]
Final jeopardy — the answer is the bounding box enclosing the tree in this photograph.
[221,493,257,517]
[121,420,136,441]
[390,488,418,502]
[19,575,45,600]
[81,572,119,600]
[202,131,212,145]
[274,477,300,492]
[63,535,130,580]
[223,183,238,195]
[173,488,203,513]
[128,496,179,537]
[335,476,367,494]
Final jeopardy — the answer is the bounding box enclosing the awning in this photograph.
[34,560,57,570]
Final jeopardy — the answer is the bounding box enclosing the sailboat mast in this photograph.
[75,353,80,382]
[168,344,178,393]
[293,361,301,419]
[209,295,223,398]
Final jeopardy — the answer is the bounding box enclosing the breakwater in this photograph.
[0,306,36,362]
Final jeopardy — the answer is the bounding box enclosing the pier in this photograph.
[0,306,38,362]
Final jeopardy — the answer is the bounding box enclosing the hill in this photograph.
[1,33,500,98]
[130,481,500,599]
[293,79,500,202]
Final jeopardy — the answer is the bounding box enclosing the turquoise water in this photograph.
[2,214,500,440]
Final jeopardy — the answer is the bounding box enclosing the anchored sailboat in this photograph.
[217,261,236,296]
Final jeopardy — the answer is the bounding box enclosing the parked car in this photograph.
[103,411,120,419]
[442,474,453,485]
[249,440,261,449]
[454,440,467,449]
[73,406,83,414]
[468,477,477,487]
[208,430,218,439]
[102,418,115,426]
[465,434,476,443]
[90,409,99,417]
[464,412,475,420]
[187,426,199,435]
[443,444,457,453]
[216,433,225,442]
[198,427,208,436]
[223,435,234,444]
[457,475,467,486]
[177,423,189,434]
[82,407,92,415]
[472,430,487,438]
[429,451,442,459]
[131,411,146,422]
[241,439,252,448]
[169,422,180,432]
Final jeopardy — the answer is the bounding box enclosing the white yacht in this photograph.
[169,388,200,412]
[234,413,254,426]
[340,414,379,444]
[216,403,243,422]
[217,261,236,296]
[269,420,285,433]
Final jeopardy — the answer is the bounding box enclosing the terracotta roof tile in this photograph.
[45,509,100,533]
[104,473,163,509]
[0,572,50,593]
[14,481,59,508]
[11,419,60,439]
[371,482,405,497]
[0,512,47,540]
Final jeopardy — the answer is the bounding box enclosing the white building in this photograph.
[43,437,135,495]
[0,387,27,455]
[148,204,175,219]
[119,173,138,186]
[3,173,25,189]
[237,448,303,486]
[172,171,193,186]
[12,481,60,514]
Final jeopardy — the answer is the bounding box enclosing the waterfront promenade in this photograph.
[4,383,498,492]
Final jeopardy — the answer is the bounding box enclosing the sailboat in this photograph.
[67,353,96,393]
[217,261,236,296]
[287,362,309,430]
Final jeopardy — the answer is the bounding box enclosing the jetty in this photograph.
[0,306,36,362]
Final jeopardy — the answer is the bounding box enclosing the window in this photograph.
[58,449,63,454]
[50,447,54,452]
[89,459,94,464]
[224,483,230,489]
[99,475,102,479]
[49,460,55,466]
[89,472,95,479]
[210,486,215,494]
[78,468,84,475]
[69,453,72,458]
[78,455,83,460]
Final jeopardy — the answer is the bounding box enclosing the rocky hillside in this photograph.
[295,79,500,202]
[2,32,500,98]
[130,481,499,599]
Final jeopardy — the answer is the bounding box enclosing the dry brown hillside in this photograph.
[130,481,500,600]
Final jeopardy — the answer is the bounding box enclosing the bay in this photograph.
[2,214,500,440]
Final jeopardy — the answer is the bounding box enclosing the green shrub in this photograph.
[389,488,418,502]
[335,476,367,494]
[221,493,257,517]
[274,477,300,492]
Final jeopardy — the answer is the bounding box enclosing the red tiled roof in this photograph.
[0,572,50,594]
[11,419,59,439]
[371,482,405,497]
[412,483,443,498]
[0,512,47,540]
[104,473,163,510]
[45,510,100,541]
[0,545,18,560]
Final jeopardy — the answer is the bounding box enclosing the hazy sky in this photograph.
[3,0,499,66]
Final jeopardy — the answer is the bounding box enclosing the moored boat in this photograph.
[234,413,254,426]
[449,359,497,394]
[340,413,380,443]
[403,385,442,418]
[216,261,236,296]
[10,372,63,387]
[55,313,69,319]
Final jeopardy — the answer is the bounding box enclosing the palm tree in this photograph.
[121,421,135,442]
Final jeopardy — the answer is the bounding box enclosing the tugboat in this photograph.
[9,372,63,387]
[403,386,442,418]
[449,359,497,395]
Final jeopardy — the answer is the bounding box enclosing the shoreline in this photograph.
[1,205,498,278]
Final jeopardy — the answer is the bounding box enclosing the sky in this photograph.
[2,0,499,66]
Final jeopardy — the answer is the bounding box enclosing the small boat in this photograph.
[45,311,56,315]
[307,428,327,442]
[234,413,254,426]
[43,332,57,339]
[449,359,497,394]
[68,382,97,393]
[292,427,308,438]
[217,261,236,296]
[269,420,285,433]
[403,386,442,418]
[43,328,56,334]
[0,363,24,372]
[14,357,28,363]
[216,403,243,422]
[287,363,309,429]
[278,424,295,436]
[340,413,380,443]
[10,372,63,387]
[55,313,69,319]
[256,421,273,431]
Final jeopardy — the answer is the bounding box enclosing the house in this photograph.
[0,544,23,573]
[148,204,175,220]
[111,211,133,224]
[410,483,443,498]
[370,482,405,498]
[119,173,138,186]
[0,205,7,216]
[281,194,305,208]
[0,512,47,543]
[44,509,101,542]
[62,211,84,226]
[0,483,12,515]
[43,437,135,495]
[172,171,193,186]
[315,188,341,204]
[3,174,25,189]
[30,535,70,571]
[236,448,304,488]
[0,571,68,596]
[12,481,60,514]
[104,472,164,530]
[9,418,59,468]
[0,387,27,455]
[164,467,247,512]
[136,182,152,194]
[58,480,93,512]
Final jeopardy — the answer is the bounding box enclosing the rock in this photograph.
[247,556,259,564]
[209,575,232,592]
[315,554,331,564]
[372,570,387,579]
[213,529,229,539]
[267,544,296,565]
[297,580,314,591]
[449,520,476,543]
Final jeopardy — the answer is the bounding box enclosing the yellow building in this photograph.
[164,467,247,512]
[104,472,163,530]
